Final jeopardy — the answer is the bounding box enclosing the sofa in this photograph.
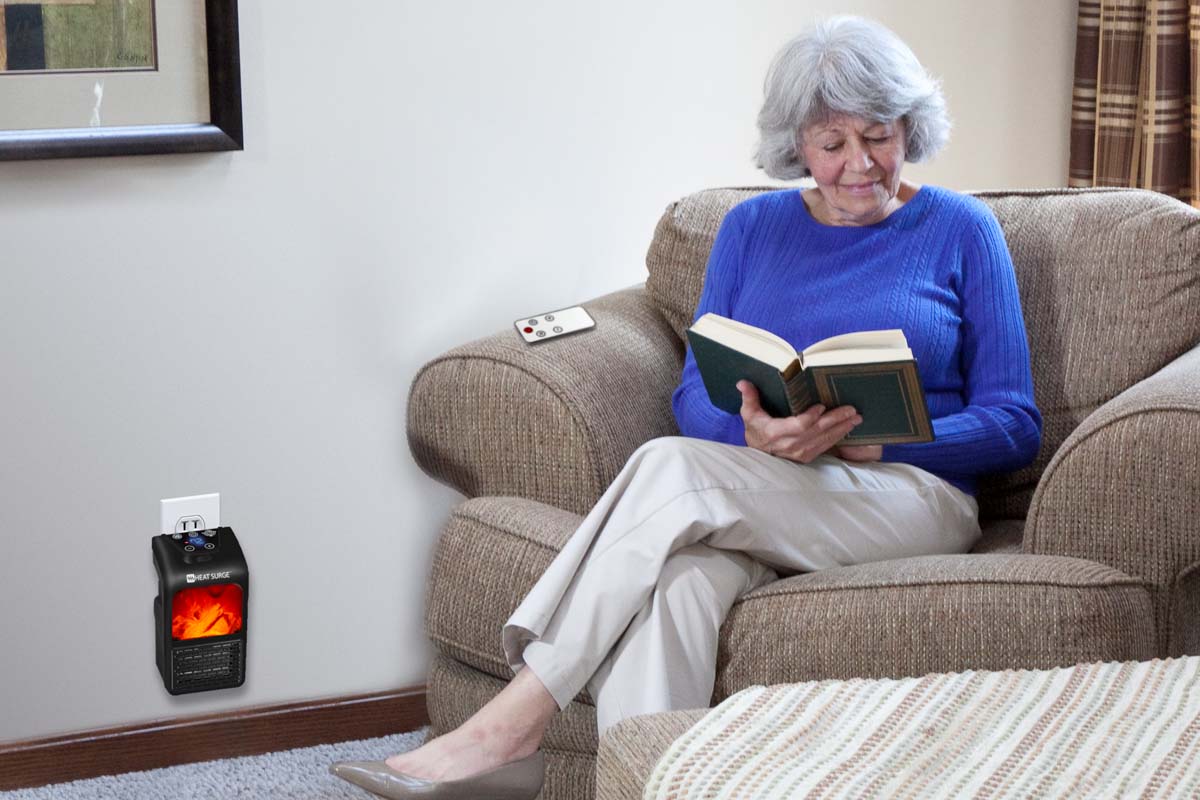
[406,186,1200,800]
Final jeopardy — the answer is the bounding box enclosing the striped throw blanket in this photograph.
[646,657,1200,799]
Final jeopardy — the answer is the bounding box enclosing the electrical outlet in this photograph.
[161,493,220,535]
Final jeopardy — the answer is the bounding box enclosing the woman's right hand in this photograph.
[737,380,862,463]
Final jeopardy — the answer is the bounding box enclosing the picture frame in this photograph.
[0,0,241,161]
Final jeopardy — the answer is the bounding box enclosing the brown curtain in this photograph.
[1069,0,1199,208]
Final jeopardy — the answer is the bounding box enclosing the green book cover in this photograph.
[686,318,934,445]
[686,330,795,418]
[803,362,933,444]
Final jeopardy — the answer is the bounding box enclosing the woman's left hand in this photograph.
[831,444,883,462]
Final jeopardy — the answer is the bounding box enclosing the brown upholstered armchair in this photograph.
[406,187,1200,800]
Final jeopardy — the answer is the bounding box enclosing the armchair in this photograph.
[406,187,1200,800]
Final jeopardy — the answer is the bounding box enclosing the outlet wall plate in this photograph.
[160,493,221,535]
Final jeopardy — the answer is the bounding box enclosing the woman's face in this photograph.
[799,115,907,226]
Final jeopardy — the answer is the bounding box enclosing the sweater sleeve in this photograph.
[671,208,749,445]
[881,213,1043,480]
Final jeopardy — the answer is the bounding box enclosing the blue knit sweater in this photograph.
[670,186,1042,496]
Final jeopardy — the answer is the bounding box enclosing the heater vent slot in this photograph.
[171,640,243,691]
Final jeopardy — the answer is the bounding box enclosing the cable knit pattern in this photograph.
[671,186,1042,495]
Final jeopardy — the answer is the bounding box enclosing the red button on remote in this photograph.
[524,327,534,333]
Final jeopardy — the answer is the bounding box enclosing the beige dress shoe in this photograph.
[329,751,544,799]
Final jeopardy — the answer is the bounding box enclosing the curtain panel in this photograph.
[1069,0,1199,208]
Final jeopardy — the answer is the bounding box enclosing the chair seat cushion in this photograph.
[597,709,706,800]
[426,497,1156,704]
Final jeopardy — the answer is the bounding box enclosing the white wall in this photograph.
[0,0,1077,741]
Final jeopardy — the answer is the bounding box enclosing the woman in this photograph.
[332,15,1042,799]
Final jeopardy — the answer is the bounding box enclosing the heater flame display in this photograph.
[172,583,244,641]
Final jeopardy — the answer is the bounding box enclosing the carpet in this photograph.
[0,727,429,799]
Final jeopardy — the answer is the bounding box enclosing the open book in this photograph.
[686,313,934,445]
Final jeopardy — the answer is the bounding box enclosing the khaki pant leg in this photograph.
[585,542,777,736]
[508,436,979,711]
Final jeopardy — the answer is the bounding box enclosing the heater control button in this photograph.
[204,543,216,550]
[172,533,183,540]
[202,530,215,537]
[184,545,195,552]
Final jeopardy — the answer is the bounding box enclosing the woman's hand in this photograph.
[831,444,884,462]
[737,380,864,464]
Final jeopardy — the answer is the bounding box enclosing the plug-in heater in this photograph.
[152,527,248,694]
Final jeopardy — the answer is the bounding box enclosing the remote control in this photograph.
[514,305,595,344]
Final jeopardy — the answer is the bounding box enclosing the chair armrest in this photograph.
[1024,342,1200,656]
[406,284,684,515]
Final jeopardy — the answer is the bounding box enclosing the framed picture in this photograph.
[0,0,241,161]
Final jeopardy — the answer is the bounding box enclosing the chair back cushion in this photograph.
[645,186,1200,519]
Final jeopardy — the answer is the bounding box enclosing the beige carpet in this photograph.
[0,728,429,799]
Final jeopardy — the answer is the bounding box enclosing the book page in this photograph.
[691,314,798,371]
[803,347,914,367]
[802,329,908,355]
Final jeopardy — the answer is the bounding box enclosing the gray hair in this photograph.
[755,16,950,179]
